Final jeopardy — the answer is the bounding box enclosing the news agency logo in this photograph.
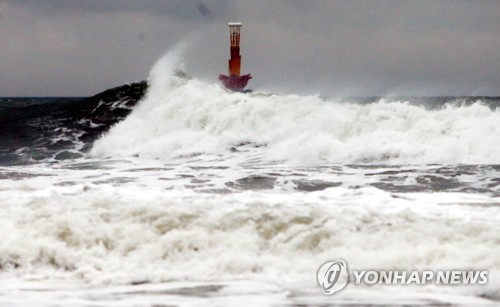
[317,260,349,295]
[317,259,489,296]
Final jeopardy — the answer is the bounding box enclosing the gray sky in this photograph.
[0,0,499,96]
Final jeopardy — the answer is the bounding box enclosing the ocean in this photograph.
[0,51,499,306]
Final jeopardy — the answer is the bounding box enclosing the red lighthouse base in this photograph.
[219,74,252,92]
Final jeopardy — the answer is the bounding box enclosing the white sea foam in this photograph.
[0,183,499,301]
[91,52,500,165]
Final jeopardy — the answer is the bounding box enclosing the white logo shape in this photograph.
[317,260,349,295]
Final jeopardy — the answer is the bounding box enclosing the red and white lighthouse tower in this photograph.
[219,22,252,92]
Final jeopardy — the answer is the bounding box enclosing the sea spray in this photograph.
[146,43,187,101]
[92,51,500,165]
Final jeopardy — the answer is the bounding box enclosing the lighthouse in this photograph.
[219,22,252,92]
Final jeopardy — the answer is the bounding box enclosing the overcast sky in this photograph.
[0,0,499,96]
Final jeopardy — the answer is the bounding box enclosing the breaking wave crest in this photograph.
[91,51,500,165]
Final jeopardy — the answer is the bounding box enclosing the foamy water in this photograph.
[92,50,500,165]
[1,50,499,306]
[1,171,499,305]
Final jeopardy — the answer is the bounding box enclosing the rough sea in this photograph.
[1,50,499,306]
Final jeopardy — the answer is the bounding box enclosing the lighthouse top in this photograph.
[228,22,242,27]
